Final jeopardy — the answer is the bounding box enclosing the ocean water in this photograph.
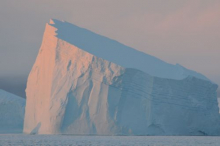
[0,135,220,146]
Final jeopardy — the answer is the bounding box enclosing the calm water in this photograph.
[0,134,220,146]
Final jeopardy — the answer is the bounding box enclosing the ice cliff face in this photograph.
[24,19,220,135]
[0,89,25,133]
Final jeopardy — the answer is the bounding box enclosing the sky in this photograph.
[0,0,219,97]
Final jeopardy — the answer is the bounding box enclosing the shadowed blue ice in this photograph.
[50,19,209,81]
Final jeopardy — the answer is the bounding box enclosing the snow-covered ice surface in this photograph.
[24,19,220,135]
[0,135,220,146]
[0,89,25,134]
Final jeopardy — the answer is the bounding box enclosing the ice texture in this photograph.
[24,19,220,135]
[0,89,25,133]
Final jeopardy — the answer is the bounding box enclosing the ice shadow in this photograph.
[30,122,41,134]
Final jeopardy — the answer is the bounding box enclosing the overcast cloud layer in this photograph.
[0,0,219,97]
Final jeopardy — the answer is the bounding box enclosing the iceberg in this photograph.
[24,19,220,135]
[0,89,25,133]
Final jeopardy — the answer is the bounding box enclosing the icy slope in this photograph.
[0,89,25,133]
[24,19,220,135]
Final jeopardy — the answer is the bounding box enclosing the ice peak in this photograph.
[49,19,55,25]
[49,19,65,25]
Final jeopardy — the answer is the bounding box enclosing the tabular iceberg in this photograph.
[0,89,25,133]
[24,19,220,135]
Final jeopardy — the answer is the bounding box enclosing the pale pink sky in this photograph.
[0,0,219,96]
